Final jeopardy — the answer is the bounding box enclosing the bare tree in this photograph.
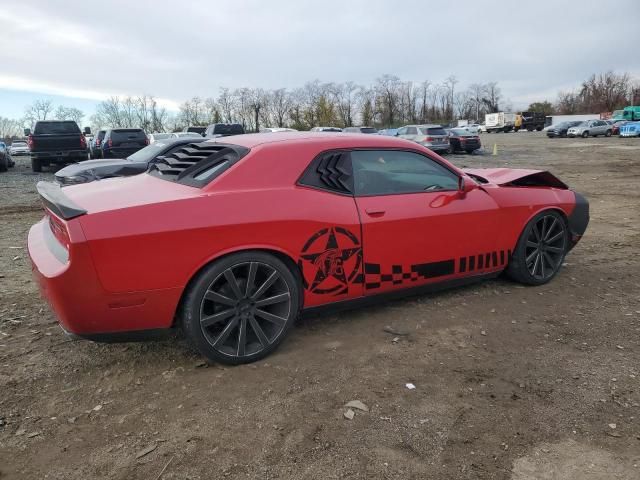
[24,99,54,128]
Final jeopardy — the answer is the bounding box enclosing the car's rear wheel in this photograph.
[506,210,568,285]
[31,157,42,172]
[0,154,8,172]
[180,251,300,365]
[605,130,612,137]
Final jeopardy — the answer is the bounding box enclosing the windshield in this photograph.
[12,141,27,146]
[34,121,80,135]
[126,142,170,163]
[360,127,378,134]
[420,127,447,136]
[450,128,473,136]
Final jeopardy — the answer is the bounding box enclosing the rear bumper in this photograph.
[568,192,589,249]
[31,150,87,162]
[28,219,181,336]
[425,144,449,152]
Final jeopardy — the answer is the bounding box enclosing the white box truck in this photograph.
[485,112,516,133]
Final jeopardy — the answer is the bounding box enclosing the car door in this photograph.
[351,149,504,294]
[399,126,418,143]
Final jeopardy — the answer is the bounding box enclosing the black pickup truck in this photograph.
[25,121,90,172]
[519,112,546,131]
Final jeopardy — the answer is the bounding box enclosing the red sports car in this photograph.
[28,133,589,364]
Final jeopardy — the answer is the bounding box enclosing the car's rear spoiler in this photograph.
[36,181,87,220]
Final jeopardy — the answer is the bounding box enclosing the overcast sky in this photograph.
[1,0,639,119]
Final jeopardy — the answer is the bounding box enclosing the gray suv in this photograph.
[567,120,612,138]
[396,125,449,153]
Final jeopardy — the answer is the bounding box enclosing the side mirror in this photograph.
[24,128,31,136]
[458,176,476,195]
[83,126,91,135]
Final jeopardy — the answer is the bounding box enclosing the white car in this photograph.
[462,124,481,135]
[172,132,203,139]
[310,127,342,132]
[260,127,298,133]
[148,133,174,144]
[9,140,29,156]
[478,124,488,133]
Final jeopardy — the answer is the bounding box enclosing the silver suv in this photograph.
[396,124,449,153]
[567,120,612,138]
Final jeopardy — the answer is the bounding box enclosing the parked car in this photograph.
[100,128,148,158]
[9,140,30,156]
[204,123,245,138]
[378,128,399,136]
[343,126,378,134]
[546,121,583,138]
[310,127,343,132]
[173,132,204,138]
[148,133,174,144]
[25,120,90,172]
[0,142,15,172]
[55,137,207,185]
[619,121,640,137]
[28,133,589,364]
[462,124,481,135]
[610,120,628,136]
[259,127,298,133]
[447,128,481,153]
[185,126,207,136]
[90,130,106,159]
[479,123,488,133]
[396,124,449,153]
[567,120,612,138]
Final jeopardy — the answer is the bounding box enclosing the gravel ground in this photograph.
[0,133,639,479]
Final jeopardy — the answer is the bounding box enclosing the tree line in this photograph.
[1,71,638,141]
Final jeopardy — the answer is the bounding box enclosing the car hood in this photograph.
[60,174,201,216]
[463,168,568,189]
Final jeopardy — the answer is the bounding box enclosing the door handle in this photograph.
[365,209,385,217]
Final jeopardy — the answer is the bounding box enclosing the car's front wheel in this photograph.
[506,210,568,285]
[581,131,589,138]
[180,251,300,364]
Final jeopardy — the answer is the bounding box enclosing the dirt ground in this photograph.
[0,133,639,479]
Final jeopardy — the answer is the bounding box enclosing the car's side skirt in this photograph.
[301,271,501,318]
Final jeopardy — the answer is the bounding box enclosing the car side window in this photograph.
[406,127,418,135]
[397,127,407,135]
[351,150,459,196]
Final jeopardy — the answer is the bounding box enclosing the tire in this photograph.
[605,130,612,137]
[31,157,42,172]
[506,210,568,286]
[465,149,475,154]
[581,131,589,138]
[448,144,456,154]
[0,154,7,172]
[180,251,300,365]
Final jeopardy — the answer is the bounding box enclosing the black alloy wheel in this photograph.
[506,210,568,285]
[181,252,299,364]
[523,214,567,281]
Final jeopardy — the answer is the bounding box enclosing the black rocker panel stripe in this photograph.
[364,259,455,290]
[456,250,511,274]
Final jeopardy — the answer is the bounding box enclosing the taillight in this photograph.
[108,138,112,148]
[145,137,150,145]
[96,138,101,146]
[426,137,434,141]
[80,135,86,149]
[27,134,34,150]
[48,214,70,251]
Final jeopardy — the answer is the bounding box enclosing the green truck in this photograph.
[612,106,640,121]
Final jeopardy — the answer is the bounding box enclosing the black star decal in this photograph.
[301,228,361,294]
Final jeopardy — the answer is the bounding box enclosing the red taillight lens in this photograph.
[27,134,34,149]
[48,214,70,250]
[108,138,112,148]
[96,139,101,146]
[80,135,86,149]
[426,136,434,141]
[145,137,150,145]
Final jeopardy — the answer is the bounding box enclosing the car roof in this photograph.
[202,132,419,150]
